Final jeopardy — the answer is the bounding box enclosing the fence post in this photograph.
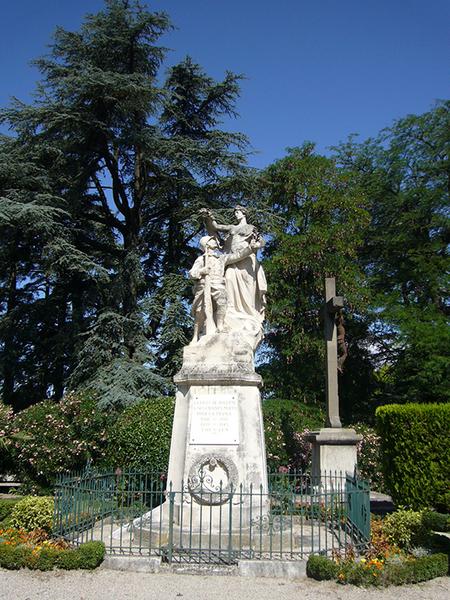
[168,482,174,564]
[228,483,234,563]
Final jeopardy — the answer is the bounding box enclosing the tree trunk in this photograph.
[2,259,17,407]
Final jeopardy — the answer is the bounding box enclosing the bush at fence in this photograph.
[10,496,54,533]
[383,508,450,552]
[7,391,112,493]
[105,397,175,472]
[306,552,448,586]
[0,540,105,571]
[375,403,450,510]
[262,399,324,471]
[306,554,339,580]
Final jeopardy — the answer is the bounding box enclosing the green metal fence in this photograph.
[53,469,370,564]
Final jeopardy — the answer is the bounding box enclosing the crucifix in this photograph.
[324,277,343,428]
[306,278,360,483]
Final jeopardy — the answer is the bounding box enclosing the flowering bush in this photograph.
[365,516,400,560]
[0,527,68,549]
[352,423,386,492]
[7,391,113,493]
[337,556,385,586]
[0,403,14,474]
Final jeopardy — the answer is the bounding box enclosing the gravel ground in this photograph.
[1,569,449,600]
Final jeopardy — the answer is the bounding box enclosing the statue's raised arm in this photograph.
[199,208,232,235]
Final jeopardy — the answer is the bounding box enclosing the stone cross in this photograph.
[324,277,343,428]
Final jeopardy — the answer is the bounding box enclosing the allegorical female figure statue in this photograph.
[201,206,267,349]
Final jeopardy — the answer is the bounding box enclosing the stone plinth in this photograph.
[306,428,362,486]
[136,332,268,534]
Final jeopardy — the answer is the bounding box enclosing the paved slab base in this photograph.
[238,559,307,579]
[101,555,308,579]
[101,555,162,573]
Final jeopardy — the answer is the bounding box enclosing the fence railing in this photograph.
[53,469,370,564]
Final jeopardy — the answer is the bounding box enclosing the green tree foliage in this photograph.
[0,136,108,409]
[333,102,449,404]
[0,0,252,409]
[260,144,371,414]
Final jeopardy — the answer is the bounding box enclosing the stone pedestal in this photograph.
[306,428,362,486]
[135,332,268,536]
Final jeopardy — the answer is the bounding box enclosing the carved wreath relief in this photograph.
[187,454,239,505]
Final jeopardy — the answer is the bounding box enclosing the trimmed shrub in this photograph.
[56,541,105,570]
[384,553,448,585]
[32,547,62,571]
[57,548,82,570]
[76,540,106,569]
[8,391,113,493]
[262,399,325,471]
[306,552,448,586]
[306,554,339,580]
[0,544,32,569]
[105,397,175,472]
[10,496,53,532]
[0,539,105,571]
[375,403,450,509]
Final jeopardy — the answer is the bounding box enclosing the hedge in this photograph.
[0,540,105,571]
[105,397,175,472]
[375,403,450,510]
[422,510,450,533]
[384,553,448,586]
[306,552,448,586]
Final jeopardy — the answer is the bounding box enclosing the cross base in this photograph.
[306,428,362,487]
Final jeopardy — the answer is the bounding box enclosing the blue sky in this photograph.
[1,0,448,168]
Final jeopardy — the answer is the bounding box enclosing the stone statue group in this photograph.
[189,206,267,350]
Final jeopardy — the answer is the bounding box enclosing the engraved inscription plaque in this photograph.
[189,394,239,445]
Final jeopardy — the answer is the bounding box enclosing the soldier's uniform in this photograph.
[189,245,253,327]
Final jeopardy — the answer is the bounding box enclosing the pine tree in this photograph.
[0,1,252,408]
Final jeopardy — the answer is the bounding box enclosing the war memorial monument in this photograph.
[129,206,363,551]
